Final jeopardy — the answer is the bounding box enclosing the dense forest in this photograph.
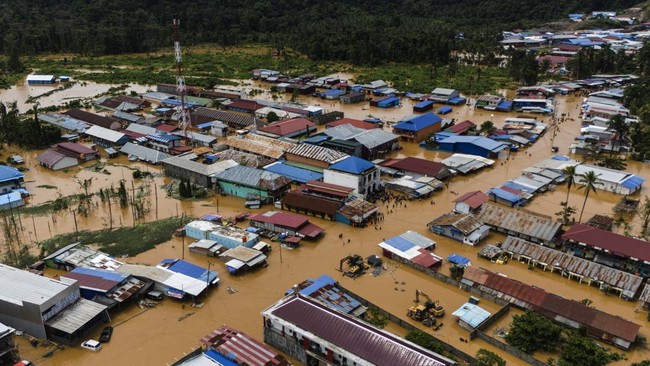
[0,0,640,65]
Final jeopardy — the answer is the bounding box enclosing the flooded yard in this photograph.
[3,83,650,365]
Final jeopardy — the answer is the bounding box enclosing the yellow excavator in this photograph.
[339,254,369,278]
[407,289,445,324]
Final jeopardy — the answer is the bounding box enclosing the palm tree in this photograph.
[577,170,602,223]
[607,114,628,153]
[562,165,577,205]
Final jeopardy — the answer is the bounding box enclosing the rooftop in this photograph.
[393,113,442,132]
[475,203,561,242]
[200,325,289,366]
[562,224,650,263]
[0,264,73,306]
[286,143,348,163]
[328,156,375,175]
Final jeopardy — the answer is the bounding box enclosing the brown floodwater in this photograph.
[5,86,650,365]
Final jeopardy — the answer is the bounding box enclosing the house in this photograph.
[188,239,223,257]
[162,155,239,189]
[0,191,26,210]
[427,212,490,246]
[224,99,266,114]
[378,157,451,180]
[263,161,324,184]
[326,118,377,130]
[120,142,172,165]
[0,264,108,344]
[146,133,182,154]
[64,109,122,130]
[487,186,531,207]
[413,100,435,113]
[257,118,316,139]
[360,80,389,94]
[474,95,504,110]
[474,203,562,245]
[378,231,442,270]
[383,175,443,198]
[573,164,644,195]
[193,107,265,129]
[59,267,147,309]
[429,88,461,104]
[224,133,295,160]
[172,131,217,148]
[219,246,268,275]
[215,165,293,203]
[54,142,99,161]
[324,156,380,197]
[444,120,476,135]
[441,154,494,175]
[0,322,17,364]
[318,124,400,160]
[500,236,643,299]
[0,166,24,193]
[393,113,442,142]
[262,293,455,366]
[84,125,129,147]
[452,303,491,331]
[37,150,79,171]
[96,96,142,112]
[38,112,89,134]
[249,211,325,239]
[462,266,640,349]
[210,121,229,137]
[285,144,348,169]
[437,136,510,159]
[26,74,56,85]
[340,91,366,104]
[562,224,650,277]
[291,275,367,316]
[184,220,260,249]
[200,325,290,366]
[158,258,220,287]
[370,96,400,108]
[453,191,489,214]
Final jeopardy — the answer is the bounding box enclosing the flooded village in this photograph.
[2,20,650,366]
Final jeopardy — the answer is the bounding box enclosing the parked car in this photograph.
[13,361,33,366]
[81,339,102,351]
[99,326,113,343]
[146,290,163,301]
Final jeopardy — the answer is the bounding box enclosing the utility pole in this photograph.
[205,261,213,301]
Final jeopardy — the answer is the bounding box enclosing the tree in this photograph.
[636,196,650,239]
[476,348,506,366]
[405,329,445,354]
[555,205,576,225]
[267,111,279,123]
[607,114,628,153]
[577,170,601,223]
[562,165,577,205]
[558,336,612,366]
[631,361,650,366]
[479,121,496,136]
[505,310,562,354]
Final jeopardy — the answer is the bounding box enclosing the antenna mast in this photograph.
[173,19,190,140]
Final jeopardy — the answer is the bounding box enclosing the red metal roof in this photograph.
[56,142,95,155]
[200,325,290,366]
[379,157,448,179]
[453,191,489,209]
[484,273,547,307]
[411,249,441,268]
[60,272,117,292]
[64,109,119,129]
[304,180,354,198]
[155,123,178,133]
[270,296,452,366]
[258,117,315,136]
[297,222,325,238]
[227,99,264,112]
[445,120,475,134]
[282,190,341,216]
[326,118,377,130]
[562,224,650,262]
[249,211,309,229]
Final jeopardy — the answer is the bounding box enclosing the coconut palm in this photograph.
[577,170,602,223]
[562,165,577,205]
[607,114,628,153]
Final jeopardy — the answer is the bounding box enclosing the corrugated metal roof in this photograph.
[258,117,315,136]
[263,161,323,183]
[37,150,70,167]
[194,107,264,129]
[163,155,238,177]
[428,212,484,235]
[438,136,509,152]
[85,125,126,143]
[286,143,348,163]
[453,191,489,209]
[200,325,289,366]
[475,203,561,242]
[219,246,266,263]
[38,112,88,133]
[116,263,206,296]
[120,142,171,164]
[282,190,341,216]
[393,113,441,132]
[249,211,309,229]
[216,165,292,190]
[452,303,491,329]
[328,156,375,174]
[380,157,449,179]
[224,134,295,159]
[46,298,107,334]
[266,296,454,366]
[501,236,642,296]
[322,124,365,140]
[562,224,650,262]
[351,128,399,149]
[0,264,72,306]
[126,123,157,135]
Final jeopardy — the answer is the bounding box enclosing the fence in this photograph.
[475,330,549,366]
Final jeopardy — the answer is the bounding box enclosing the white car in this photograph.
[81,339,102,351]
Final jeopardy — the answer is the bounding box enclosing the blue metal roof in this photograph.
[328,156,375,174]
[320,89,346,97]
[497,101,513,109]
[488,187,524,203]
[502,181,533,193]
[264,161,324,183]
[447,254,470,266]
[303,135,330,144]
[394,113,442,131]
[204,350,238,366]
[0,166,24,183]
[293,275,336,296]
[438,135,508,152]
[438,106,452,114]
[621,175,645,190]
[162,98,201,107]
[384,236,416,252]
[164,259,218,284]
[448,97,466,104]
[377,96,400,107]
[147,133,180,143]
[71,267,128,283]
[414,100,434,109]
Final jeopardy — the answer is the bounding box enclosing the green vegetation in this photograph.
[40,216,183,257]
[363,307,389,329]
[631,361,650,366]
[405,329,446,355]
[18,193,80,216]
[505,311,562,353]
[558,335,622,366]
[0,103,61,148]
[476,348,506,366]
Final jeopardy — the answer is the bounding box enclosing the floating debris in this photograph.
[178,312,195,322]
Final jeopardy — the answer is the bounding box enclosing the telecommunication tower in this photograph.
[173,19,191,139]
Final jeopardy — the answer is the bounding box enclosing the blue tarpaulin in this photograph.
[448,254,470,266]
[448,97,467,105]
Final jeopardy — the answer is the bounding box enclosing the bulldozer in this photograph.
[339,254,369,278]
[410,289,445,318]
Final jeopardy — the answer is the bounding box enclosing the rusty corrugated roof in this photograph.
[474,203,561,242]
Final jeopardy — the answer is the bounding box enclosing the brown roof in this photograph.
[304,180,354,198]
[226,99,265,112]
[562,224,650,262]
[115,95,151,107]
[200,325,289,366]
[453,191,489,209]
[445,120,476,134]
[259,117,315,136]
[269,296,453,366]
[64,109,119,129]
[427,212,483,235]
[379,157,450,179]
[282,190,341,216]
[327,118,377,130]
[475,203,561,242]
[56,142,95,155]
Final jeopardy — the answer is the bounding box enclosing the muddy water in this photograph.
[5,87,650,365]
[0,81,150,112]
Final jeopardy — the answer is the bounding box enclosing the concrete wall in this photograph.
[264,327,307,364]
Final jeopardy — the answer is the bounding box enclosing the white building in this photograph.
[574,164,645,195]
[323,156,380,197]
